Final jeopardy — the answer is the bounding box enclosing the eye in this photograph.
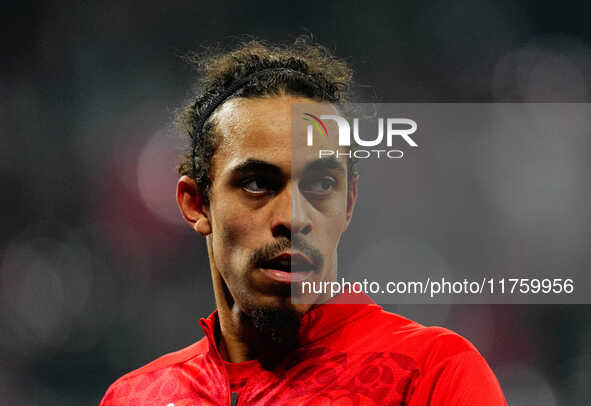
[241,177,271,195]
[300,176,337,196]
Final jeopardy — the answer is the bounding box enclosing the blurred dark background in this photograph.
[1,1,590,405]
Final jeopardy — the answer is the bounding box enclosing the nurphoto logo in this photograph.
[303,113,419,159]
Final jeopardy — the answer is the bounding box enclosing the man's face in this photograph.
[205,95,356,316]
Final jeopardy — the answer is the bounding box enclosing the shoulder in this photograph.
[369,308,506,404]
[363,308,506,404]
[99,338,209,406]
[357,306,480,363]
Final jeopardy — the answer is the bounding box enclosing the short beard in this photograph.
[239,306,301,370]
[235,235,320,368]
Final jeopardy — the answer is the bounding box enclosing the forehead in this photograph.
[210,96,344,172]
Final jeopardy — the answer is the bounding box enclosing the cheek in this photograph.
[312,212,347,257]
[212,214,242,260]
[319,197,349,235]
[210,204,263,271]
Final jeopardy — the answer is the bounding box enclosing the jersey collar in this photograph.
[199,291,381,359]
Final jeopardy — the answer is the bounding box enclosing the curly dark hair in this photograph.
[176,36,355,206]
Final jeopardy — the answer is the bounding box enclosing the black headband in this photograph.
[190,67,318,179]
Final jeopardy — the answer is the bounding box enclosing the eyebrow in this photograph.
[228,156,346,178]
[303,156,346,173]
[230,159,283,176]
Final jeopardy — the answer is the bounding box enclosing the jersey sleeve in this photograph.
[408,349,507,406]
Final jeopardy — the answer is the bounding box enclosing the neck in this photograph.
[211,270,303,368]
[210,269,251,363]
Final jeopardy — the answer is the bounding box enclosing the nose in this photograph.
[271,184,312,239]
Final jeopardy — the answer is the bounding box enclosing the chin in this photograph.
[247,291,301,313]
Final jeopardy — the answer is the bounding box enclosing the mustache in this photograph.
[249,236,324,270]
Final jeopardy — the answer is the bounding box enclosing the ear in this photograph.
[176,175,212,235]
[345,173,359,230]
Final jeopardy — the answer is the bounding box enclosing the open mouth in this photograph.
[259,253,315,283]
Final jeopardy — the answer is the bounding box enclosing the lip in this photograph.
[259,268,314,283]
[270,252,314,268]
[258,252,315,283]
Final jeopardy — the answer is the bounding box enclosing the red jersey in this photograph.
[100,293,506,405]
